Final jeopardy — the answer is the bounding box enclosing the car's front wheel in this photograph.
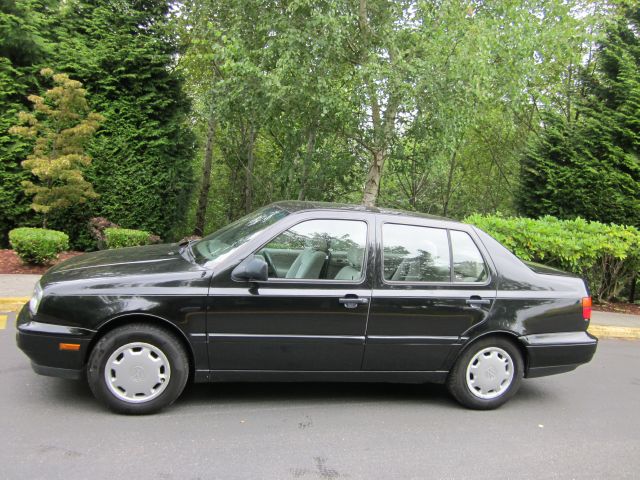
[447,337,524,410]
[87,323,189,414]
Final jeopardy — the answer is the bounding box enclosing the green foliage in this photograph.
[182,0,593,225]
[0,0,196,247]
[0,0,55,245]
[51,0,196,241]
[104,228,151,249]
[518,5,640,227]
[9,226,69,265]
[465,214,640,302]
[10,68,103,225]
[1,0,636,272]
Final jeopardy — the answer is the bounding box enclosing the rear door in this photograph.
[363,218,497,372]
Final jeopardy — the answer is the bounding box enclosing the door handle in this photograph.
[466,296,492,306]
[339,297,369,309]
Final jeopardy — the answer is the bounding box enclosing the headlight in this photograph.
[29,282,43,315]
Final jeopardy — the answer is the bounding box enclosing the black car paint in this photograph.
[16,201,597,384]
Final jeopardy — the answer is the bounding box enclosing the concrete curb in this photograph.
[588,324,640,340]
[1,296,638,340]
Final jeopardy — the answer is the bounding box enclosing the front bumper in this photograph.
[16,305,95,380]
[520,331,598,378]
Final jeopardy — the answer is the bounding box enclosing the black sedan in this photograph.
[17,202,597,414]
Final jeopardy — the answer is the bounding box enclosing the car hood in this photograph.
[42,243,191,284]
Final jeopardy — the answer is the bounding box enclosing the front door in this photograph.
[207,216,373,371]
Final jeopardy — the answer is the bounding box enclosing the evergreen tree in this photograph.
[50,0,195,240]
[519,6,640,226]
[0,0,55,244]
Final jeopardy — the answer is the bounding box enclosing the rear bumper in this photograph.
[16,306,95,380]
[520,331,598,378]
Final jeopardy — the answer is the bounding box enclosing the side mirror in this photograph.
[231,255,268,282]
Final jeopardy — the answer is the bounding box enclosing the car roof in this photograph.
[271,200,461,224]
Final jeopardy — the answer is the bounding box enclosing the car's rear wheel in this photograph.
[87,323,189,414]
[447,336,523,410]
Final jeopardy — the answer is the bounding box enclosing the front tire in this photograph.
[87,323,189,414]
[447,337,524,410]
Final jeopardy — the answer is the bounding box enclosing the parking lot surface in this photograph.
[1,314,638,479]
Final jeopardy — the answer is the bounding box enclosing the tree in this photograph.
[181,0,360,229]
[50,0,196,240]
[10,68,103,227]
[519,4,640,227]
[0,0,55,243]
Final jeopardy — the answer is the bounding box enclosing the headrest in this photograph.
[347,246,364,269]
[309,237,328,251]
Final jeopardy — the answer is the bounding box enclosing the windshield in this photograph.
[193,206,289,263]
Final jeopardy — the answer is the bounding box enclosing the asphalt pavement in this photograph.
[0,311,639,479]
[0,274,40,297]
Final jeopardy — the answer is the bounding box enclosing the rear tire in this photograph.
[87,323,189,414]
[447,336,523,410]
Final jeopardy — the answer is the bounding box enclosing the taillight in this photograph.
[582,297,592,321]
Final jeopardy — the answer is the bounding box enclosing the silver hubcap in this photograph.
[104,342,171,404]
[466,347,514,400]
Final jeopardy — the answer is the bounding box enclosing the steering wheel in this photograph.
[260,250,278,278]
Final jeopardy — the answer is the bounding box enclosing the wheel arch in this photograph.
[449,330,528,373]
[85,313,196,380]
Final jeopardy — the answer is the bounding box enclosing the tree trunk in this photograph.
[357,0,397,208]
[298,127,317,201]
[362,149,385,207]
[193,116,216,236]
[244,125,256,214]
[442,149,458,216]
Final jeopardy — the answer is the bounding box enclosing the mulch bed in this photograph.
[0,249,84,274]
[593,302,640,316]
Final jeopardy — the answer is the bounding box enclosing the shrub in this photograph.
[465,214,640,302]
[9,227,69,265]
[148,234,162,245]
[104,227,152,249]
[88,217,119,250]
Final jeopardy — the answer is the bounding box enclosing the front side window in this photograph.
[383,224,450,282]
[258,219,367,281]
[450,230,488,283]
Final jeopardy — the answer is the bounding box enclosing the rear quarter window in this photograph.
[450,230,488,283]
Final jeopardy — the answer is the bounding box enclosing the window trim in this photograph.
[248,217,371,285]
[380,222,492,287]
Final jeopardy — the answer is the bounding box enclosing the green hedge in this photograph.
[465,214,640,302]
[9,227,69,265]
[104,228,152,249]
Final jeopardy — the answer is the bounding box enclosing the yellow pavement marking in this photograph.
[0,297,29,304]
[0,297,28,313]
[0,315,7,330]
[0,305,23,313]
[589,324,640,340]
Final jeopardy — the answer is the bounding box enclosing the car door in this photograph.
[207,213,374,372]
[363,217,497,372]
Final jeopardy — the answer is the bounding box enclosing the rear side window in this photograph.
[383,224,450,282]
[450,230,488,283]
